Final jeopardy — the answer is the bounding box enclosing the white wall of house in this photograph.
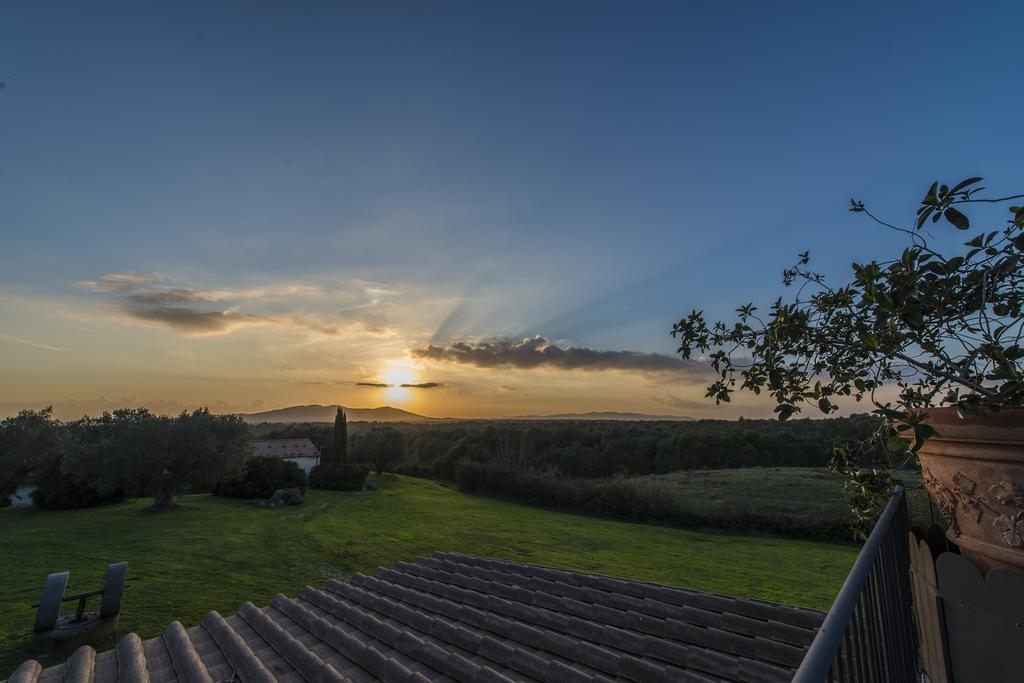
[285,456,319,474]
[7,485,36,507]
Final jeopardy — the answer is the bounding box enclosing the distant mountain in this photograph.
[510,411,695,421]
[241,404,434,424]
[241,404,692,424]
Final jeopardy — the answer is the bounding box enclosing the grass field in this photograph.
[631,466,930,528]
[0,473,859,676]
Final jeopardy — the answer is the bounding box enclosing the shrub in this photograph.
[308,463,368,491]
[214,455,307,499]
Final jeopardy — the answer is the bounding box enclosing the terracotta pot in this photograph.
[916,406,1024,573]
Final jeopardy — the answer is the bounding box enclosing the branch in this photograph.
[859,208,935,253]
[891,351,999,399]
[956,193,1024,204]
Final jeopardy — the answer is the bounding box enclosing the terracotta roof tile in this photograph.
[6,554,823,683]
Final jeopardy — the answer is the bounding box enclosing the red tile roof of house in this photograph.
[251,439,321,460]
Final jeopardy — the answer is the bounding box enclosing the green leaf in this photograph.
[945,256,965,272]
[902,307,924,328]
[949,176,983,194]
[944,207,970,230]
[775,404,795,421]
[923,181,938,204]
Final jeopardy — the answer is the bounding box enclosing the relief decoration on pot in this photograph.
[990,479,1024,548]
[921,469,1024,548]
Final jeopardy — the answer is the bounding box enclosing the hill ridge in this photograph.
[240,404,433,423]
[241,404,694,423]
[510,411,694,421]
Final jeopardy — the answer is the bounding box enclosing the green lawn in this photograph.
[0,474,858,676]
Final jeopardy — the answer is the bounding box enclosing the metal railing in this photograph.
[792,486,917,682]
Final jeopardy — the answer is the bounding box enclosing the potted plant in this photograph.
[672,177,1024,571]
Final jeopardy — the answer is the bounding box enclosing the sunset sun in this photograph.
[380,366,415,387]
[377,364,418,403]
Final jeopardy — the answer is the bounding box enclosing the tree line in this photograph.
[0,406,389,511]
[259,414,883,480]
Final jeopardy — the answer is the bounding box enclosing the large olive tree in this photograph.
[65,407,250,511]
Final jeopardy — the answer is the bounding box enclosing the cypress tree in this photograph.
[332,407,348,464]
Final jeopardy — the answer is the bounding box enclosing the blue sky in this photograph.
[1,2,1021,418]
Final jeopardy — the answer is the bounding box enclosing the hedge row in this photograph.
[455,462,851,540]
[308,463,368,491]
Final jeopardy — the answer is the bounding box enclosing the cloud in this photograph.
[80,273,267,334]
[412,336,703,377]
[124,289,222,305]
[78,271,395,338]
[0,333,63,352]
[652,394,713,411]
[356,381,444,389]
[79,272,170,292]
[335,281,399,313]
[123,305,264,334]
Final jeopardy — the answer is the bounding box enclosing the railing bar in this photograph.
[885,518,915,682]
[839,625,853,682]
[855,596,869,681]
[861,570,877,682]
[868,573,884,683]
[876,541,899,681]
[855,600,867,681]
[865,559,885,680]
[893,491,919,681]
[848,600,861,681]
[882,531,903,676]
[792,486,908,683]
[832,636,842,682]
[886,533,910,682]
[876,548,892,679]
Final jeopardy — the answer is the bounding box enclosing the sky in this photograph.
[1,2,1022,419]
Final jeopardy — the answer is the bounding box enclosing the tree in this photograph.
[332,407,348,464]
[214,455,306,499]
[0,407,61,504]
[352,425,405,475]
[671,176,1024,530]
[65,407,250,511]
